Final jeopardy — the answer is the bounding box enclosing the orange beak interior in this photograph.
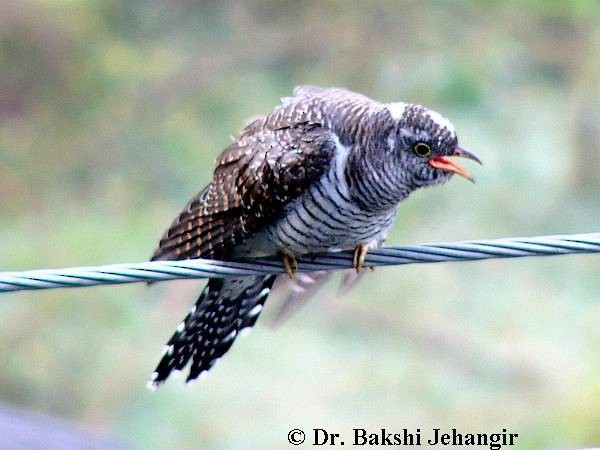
[429,156,474,182]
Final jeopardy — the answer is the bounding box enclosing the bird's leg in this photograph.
[282,253,298,280]
[353,243,370,273]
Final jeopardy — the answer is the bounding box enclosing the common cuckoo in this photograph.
[148,85,481,388]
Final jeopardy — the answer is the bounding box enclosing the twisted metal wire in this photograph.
[1,233,598,293]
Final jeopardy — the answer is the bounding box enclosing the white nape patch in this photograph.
[387,132,396,151]
[386,102,408,120]
[427,109,456,135]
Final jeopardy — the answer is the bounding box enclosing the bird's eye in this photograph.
[413,142,432,157]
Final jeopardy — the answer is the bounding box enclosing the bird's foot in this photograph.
[282,253,298,280]
[352,243,370,273]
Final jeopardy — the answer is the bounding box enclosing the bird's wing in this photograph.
[269,270,333,327]
[268,268,369,327]
[151,93,336,261]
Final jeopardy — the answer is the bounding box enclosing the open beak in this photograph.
[428,146,482,183]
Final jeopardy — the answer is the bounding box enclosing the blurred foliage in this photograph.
[1,1,599,449]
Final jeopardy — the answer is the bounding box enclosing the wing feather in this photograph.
[151,91,335,261]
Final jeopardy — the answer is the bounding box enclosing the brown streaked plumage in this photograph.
[151,90,336,262]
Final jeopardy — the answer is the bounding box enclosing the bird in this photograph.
[147,85,481,389]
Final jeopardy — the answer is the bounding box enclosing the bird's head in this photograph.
[386,102,481,188]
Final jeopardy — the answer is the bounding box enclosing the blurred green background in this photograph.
[1,1,599,449]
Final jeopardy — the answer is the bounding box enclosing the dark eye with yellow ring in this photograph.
[413,142,432,157]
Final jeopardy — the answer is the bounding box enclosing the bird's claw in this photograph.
[353,244,370,273]
[282,254,298,280]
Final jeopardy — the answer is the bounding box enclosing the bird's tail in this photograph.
[148,275,276,389]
